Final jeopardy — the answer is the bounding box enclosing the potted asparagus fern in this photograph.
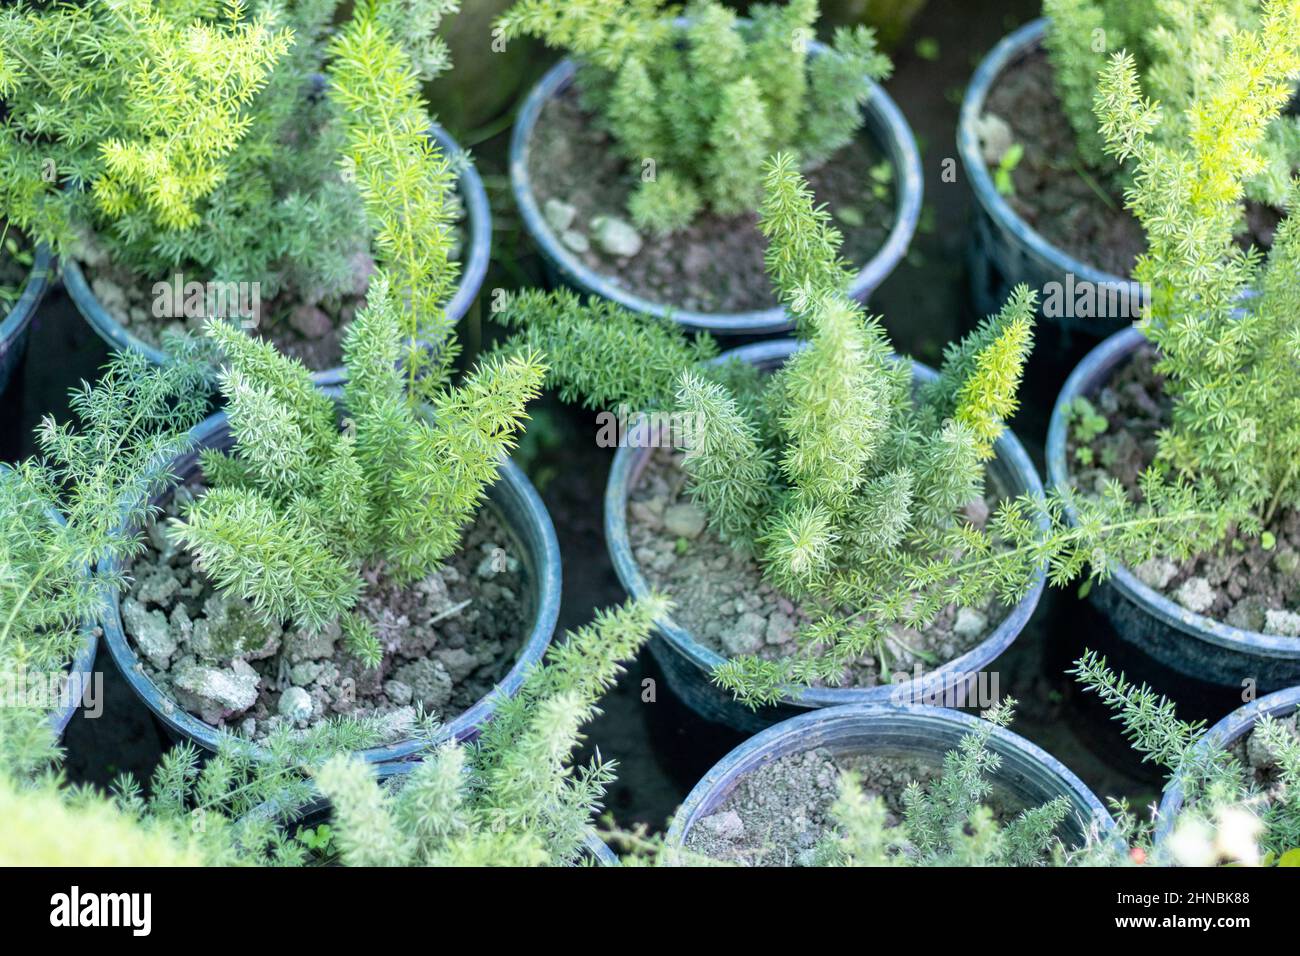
[501,0,922,333]
[0,593,664,865]
[0,0,488,381]
[958,0,1300,333]
[99,277,555,761]
[1072,652,1300,867]
[662,698,1111,867]
[0,344,211,778]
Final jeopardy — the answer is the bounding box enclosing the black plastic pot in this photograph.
[64,123,489,386]
[509,37,922,336]
[958,19,1141,337]
[0,243,54,396]
[605,338,1047,733]
[1046,328,1300,693]
[664,703,1114,858]
[1154,684,1300,845]
[98,408,562,764]
[0,462,99,738]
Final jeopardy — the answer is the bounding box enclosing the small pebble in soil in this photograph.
[278,686,313,722]
[590,215,643,258]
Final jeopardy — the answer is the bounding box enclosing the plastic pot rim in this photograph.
[0,243,55,378]
[0,461,99,737]
[957,19,1133,292]
[1153,684,1300,843]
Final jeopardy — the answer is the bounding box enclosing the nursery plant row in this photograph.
[0,0,1298,878]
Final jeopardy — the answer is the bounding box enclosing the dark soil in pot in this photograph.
[682,745,1021,866]
[979,49,1142,277]
[528,86,894,314]
[73,212,464,372]
[1065,345,1300,635]
[979,48,1281,277]
[628,448,1005,685]
[119,484,525,745]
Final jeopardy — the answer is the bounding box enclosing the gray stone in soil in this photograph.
[721,611,767,656]
[174,659,261,725]
[1226,596,1268,632]
[561,229,589,254]
[191,591,282,663]
[287,619,339,663]
[434,647,478,683]
[393,658,453,716]
[1174,577,1215,615]
[384,679,413,707]
[953,607,988,639]
[1264,608,1300,637]
[590,216,643,258]
[663,503,707,539]
[121,598,177,669]
[1135,558,1179,591]
[697,810,744,840]
[289,303,333,339]
[974,112,1014,165]
[544,197,577,234]
[278,685,313,722]
[135,567,181,606]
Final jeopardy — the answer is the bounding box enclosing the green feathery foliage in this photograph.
[0,346,210,778]
[492,287,719,411]
[168,277,544,668]
[315,593,667,866]
[675,372,776,549]
[0,593,663,868]
[1071,651,1300,864]
[758,152,853,320]
[327,1,461,399]
[496,0,892,231]
[0,0,461,338]
[0,0,291,244]
[1041,0,1300,205]
[0,716,418,865]
[814,700,1073,867]
[1093,4,1300,521]
[497,155,1044,706]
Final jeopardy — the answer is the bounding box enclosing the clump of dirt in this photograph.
[626,448,1005,687]
[1066,346,1300,634]
[120,485,527,744]
[979,48,1145,277]
[527,85,894,315]
[682,745,1023,866]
